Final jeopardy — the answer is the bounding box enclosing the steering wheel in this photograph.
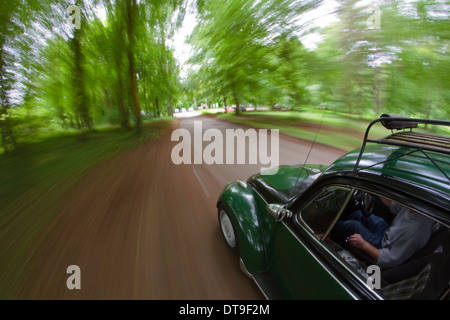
[360,191,375,217]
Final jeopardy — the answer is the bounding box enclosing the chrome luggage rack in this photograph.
[353,114,450,180]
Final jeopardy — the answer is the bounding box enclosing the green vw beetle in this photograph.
[217,115,450,300]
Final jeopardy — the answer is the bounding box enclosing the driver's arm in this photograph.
[347,234,380,261]
[379,197,392,208]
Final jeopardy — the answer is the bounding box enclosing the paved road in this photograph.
[17,115,344,299]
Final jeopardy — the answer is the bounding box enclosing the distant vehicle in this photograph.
[272,104,292,111]
[217,114,450,300]
[181,108,187,113]
[174,108,180,113]
[188,107,194,112]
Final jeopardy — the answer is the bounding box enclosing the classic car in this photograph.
[217,115,449,300]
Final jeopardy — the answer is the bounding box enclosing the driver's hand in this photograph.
[347,234,366,249]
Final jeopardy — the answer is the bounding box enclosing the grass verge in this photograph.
[207,109,450,151]
[212,110,388,151]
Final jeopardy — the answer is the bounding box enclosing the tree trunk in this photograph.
[154,97,160,117]
[0,37,16,152]
[115,57,130,130]
[233,86,240,116]
[126,0,142,133]
[168,99,173,116]
[113,14,130,130]
[72,25,92,130]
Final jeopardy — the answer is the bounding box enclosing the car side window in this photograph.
[323,190,450,300]
[296,186,352,240]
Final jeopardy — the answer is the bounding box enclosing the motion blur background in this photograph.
[0,0,449,299]
[1,0,449,151]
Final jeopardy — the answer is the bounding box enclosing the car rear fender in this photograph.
[217,181,267,275]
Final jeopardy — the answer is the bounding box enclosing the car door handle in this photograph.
[267,204,292,221]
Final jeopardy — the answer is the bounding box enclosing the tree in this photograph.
[124,0,142,132]
[1,0,24,151]
[137,0,183,117]
[190,0,320,115]
[383,0,450,118]
[312,0,450,117]
[71,0,93,129]
[0,0,63,151]
[103,0,131,129]
[268,34,312,108]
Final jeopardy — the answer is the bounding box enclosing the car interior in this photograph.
[297,187,450,300]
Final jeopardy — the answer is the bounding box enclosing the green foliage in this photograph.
[0,0,184,152]
[0,0,448,152]
[188,0,449,118]
[189,0,320,113]
[312,0,449,116]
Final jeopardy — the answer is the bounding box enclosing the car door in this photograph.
[267,185,358,299]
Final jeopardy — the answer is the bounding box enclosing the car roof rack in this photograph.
[353,114,450,181]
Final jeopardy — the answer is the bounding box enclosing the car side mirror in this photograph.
[266,204,292,221]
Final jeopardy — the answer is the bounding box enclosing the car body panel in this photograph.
[217,182,267,274]
[217,165,327,274]
[268,221,355,299]
[327,145,450,196]
[248,164,327,204]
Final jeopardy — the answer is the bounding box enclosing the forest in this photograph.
[1,0,449,153]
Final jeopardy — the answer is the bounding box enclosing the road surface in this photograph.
[17,115,345,299]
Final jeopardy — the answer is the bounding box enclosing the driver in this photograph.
[332,197,435,269]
